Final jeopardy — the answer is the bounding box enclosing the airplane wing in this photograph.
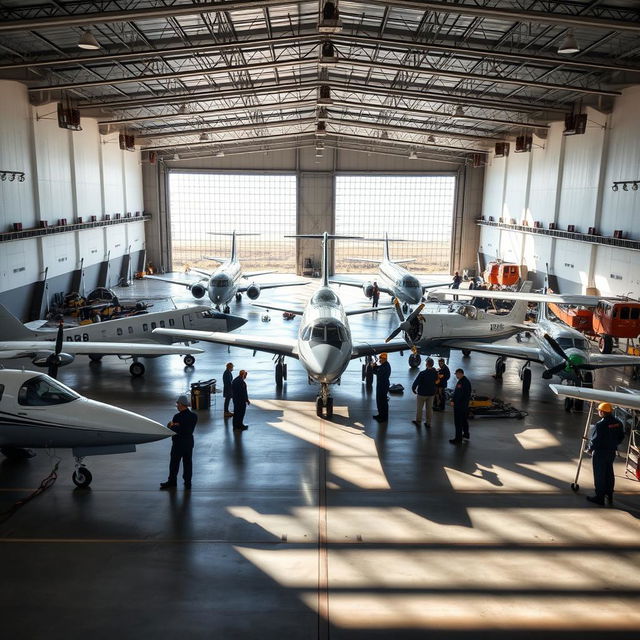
[251,302,305,315]
[441,340,545,363]
[202,255,226,263]
[243,270,277,278]
[329,276,367,288]
[238,280,307,292]
[0,341,203,358]
[152,328,299,358]
[429,288,599,306]
[187,267,213,278]
[344,258,383,264]
[550,385,640,411]
[587,353,640,369]
[345,305,394,316]
[145,275,203,287]
[351,339,411,359]
[391,259,416,264]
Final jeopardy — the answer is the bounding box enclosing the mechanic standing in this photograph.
[449,368,471,444]
[160,394,198,490]
[586,402,625,506]
[372,352,391,422]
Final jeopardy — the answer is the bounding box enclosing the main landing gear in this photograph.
[235,293,242,302]
[183,354,196,367]
[520,362,532,394]
[494,356,506,379]
[129,360,145,377]
[275,355,288,387]
[316,383,334,419]
[362,356,374,387]
[223,305,231,314]
[72,456,93,488]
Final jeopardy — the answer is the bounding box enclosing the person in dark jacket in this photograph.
[434,358,451,411]
[586,402,625,505]
[223,362,234,417]
[160,394,198,490]
[449,368,471,444]
[371,281,380,308]
[372,352,391,422]
[411,357,437,428]
[451,272,462,289]
[231,370,250,431]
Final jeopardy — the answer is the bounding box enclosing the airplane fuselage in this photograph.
[379,260,423,305]
[296,286,353,384]
[207,260,242,307]
[534,317,591,382]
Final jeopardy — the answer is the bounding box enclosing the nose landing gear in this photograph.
[520,362,532,394]
[316,383,334,418]
[275,355,287,387]
[72,457,93,488]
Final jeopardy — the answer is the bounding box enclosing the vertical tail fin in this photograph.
[322,232,329,287]
[383,232,390,262]
[230,231,237,263]
[539,264,550,321]
[0,304,38,340]
[505,281,533,323]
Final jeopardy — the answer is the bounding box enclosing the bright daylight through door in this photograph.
[334,175,456,273]
[169,172,297,272]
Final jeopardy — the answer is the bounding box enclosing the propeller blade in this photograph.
[47,354,61,379]
[392,298,405,323]
[543,333,569,361]
[54,321,64,355]
[406,303,425,323]
[385,327,403,343]
[544,362,567,377]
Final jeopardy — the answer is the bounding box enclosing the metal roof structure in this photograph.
[1,0,639,165]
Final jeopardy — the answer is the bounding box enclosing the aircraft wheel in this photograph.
[235,293,242,302]
[522,368,531,394]
[72,467,93,488]
[88,354,103,363]
[598,334,613,354]
[462,349,471,357]
[365,366,374,387]
[564,398,572,412]
[571,482,579,492]
[283,363,287,380]
[275,363,284,387]
[402,303,409,313]
[130,362,145,377]
[223,305,230,314]
[326,397,334,419]
[495,357,506,378]
[408,353,421,368]
[316,397,323,417]
[183,355,195,367]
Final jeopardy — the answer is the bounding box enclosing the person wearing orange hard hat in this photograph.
[586,401,625,506]
[372,353,391,422]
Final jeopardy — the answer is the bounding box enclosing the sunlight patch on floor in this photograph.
[514,428,562,449]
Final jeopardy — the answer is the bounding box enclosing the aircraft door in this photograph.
[182,313,194,329]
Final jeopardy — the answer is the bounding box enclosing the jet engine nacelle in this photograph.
[190,283,207,299]
[362,282,374,298]
[32,351,75,368]
[246,283,261,300]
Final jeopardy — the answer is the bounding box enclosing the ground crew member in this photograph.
[586,402,625,505]
[449,368,471,444]
[371,281,380,308]
[231,370,250,431]
[223,362,234,417]
[372,353,391,422]
[160,394,198,490]
[434,358,450,411]
[411,357,437,428]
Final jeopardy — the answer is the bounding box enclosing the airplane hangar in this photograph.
[1,2,640,639]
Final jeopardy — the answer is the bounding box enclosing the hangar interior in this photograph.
[1,1,640,639]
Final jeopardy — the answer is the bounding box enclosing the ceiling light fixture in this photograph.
[78,29,101,50]
[318,1,343,33]
[408,150,418,160]
[453,105,465,118]
[177,103,189,115]
[199,132,209,142]
[558,30,580,54]
[427,135,436,143]
[215,149,225,157]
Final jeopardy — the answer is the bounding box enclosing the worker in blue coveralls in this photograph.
[449,368,471,444]
[586,402,625,506]
[160,394,198,490]
[372,352,391,422]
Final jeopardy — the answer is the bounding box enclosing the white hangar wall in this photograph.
[479,85,640,298]
[0,80,146,320]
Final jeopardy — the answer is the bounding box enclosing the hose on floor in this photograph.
[0,461,59,524]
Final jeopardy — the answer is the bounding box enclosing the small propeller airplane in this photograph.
[153,232,409,418]
[0,304,207,377]
[146,230,306,313]
[440,284,640,394]
[0,368,171,488]
[329,233,440,311]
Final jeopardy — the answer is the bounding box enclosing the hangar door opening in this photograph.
[334,175,456,273]
[169,172,297,272]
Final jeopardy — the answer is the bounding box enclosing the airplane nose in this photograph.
[307,344,348,382]
[567,352,586,367]
[226,314,248,331]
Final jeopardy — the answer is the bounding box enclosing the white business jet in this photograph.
[330,233,440,310]
[153,233,408,418]
[0,369,170,487]
[0,303,207,377]
[439,286,640,394]
[147,231,305,313]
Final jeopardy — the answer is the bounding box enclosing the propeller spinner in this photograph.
[385,299,425,343]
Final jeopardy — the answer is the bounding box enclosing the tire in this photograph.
[283,363,287,380]
[462,349,471,357]
[130,361,145,377]
[522,368,531,394]
[564,398,572,412]
[408,354,421,368]
[316,397,323,417]
[495,358,506,378]
[275,363,283,387]
[365,366,374,387]
[326,397,334,419]
[223,305,230,314]
[72,467,93,488]
[88,354,103,363]
[236,293,242,302]
[598,334,613,354]
[571,482,579,492]
[362,363,367,381]
[183,354,195,367]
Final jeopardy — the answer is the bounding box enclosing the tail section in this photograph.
[0,304,37,340]
[539,264,550,321]
[230,231,237,263]
[505,280,533,324]
[383,232,390,262]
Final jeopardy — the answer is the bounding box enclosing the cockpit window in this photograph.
[556,338,573,349]
[18,376,79,406]
[212,278,228,287]
[301,326,312,341]
[308,323,345,345]
[312,326,325,340]
[403,277,417,287]
[573,338,588,350]
[312,289,339,305]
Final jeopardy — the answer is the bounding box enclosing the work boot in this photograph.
[586,495,605,506]
[160,481,177,490]
[412,420,421,428]
[449,438,462,445]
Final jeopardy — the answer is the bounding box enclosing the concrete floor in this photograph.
[1,278,639,639]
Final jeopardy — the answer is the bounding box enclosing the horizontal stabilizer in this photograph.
[201,255,226,264]
[145,275,201,287]
[345,305,394,316]
[251,302,304,316]
[429,288,599,306]
[345,257,382,264]
[550,385,640,411]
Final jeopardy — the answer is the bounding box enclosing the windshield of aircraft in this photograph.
[311,289,339,305]
[301,322,346,345]
[403,277,418,287]
[18,376,80,406]
[556,337,589,350]
[448,303,477,319]
[212,277,229,287]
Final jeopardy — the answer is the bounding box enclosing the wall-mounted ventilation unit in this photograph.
[472,153,486,168]
[494,142,510,157]
[119,134,135,151]
[567,224,576,232]
[522,219,529,226]
[57,102,82,131]
[549,222,556,229]
[588,226,597,235]
[613,229,624,238]
[488,216,494,221]
[515,135,532,153]
[533,221,543,228]
[563,113,587,135]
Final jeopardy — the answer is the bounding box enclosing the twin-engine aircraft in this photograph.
[330,233,440,310]
[0,369,170,488]
[154,232,409,418]
[0,303,233,376]
[147,231,306,313]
